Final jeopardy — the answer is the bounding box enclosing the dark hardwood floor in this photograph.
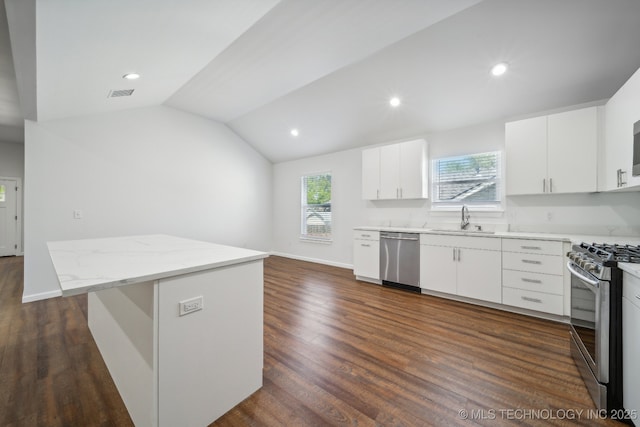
[0,255,625,426]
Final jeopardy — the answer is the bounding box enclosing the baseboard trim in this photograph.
[269,252,353,270]
[22,289,62,303]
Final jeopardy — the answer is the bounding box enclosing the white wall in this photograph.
[272,120,640,268]
[24,106,272,301]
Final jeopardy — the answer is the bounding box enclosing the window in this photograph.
[301,173,332,241]
[431,151,501,209]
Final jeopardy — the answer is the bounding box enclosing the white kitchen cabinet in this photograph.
[623,271,640,417]
[599,67,640,191]
[361,148,381,200]
[362,139,428,200]
[420,234,501,303]
[353,230,380,281]
[419,244,457,294]
[505,106,599,195]
[501,238,564,315]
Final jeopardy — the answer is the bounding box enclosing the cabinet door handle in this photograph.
[522,278,542,284]
[521,246,541,250]
[400,188,403,198]
[458,248,461,262]
[621,170,627,186]
[549,178,553,193]
[617,169,621,188]
[522,296,542,304]
[453,248,456,262]
[522,259,542,265]
[376,189,379,199]
[543,179,546,193]
[361,243,370,247]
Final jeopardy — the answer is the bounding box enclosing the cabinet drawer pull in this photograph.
[361,234,370,237]
[521,278,542,284]
[361,243,371,247]
[522,296,542,304]
[521,246,542,250]
[522,259,542,265]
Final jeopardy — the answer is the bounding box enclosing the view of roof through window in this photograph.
[432,152,500,204]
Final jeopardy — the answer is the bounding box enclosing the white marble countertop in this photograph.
[47,234,268,296]
[620,263,640,279]
[354,225,640,245]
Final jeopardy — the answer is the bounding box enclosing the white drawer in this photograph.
[502,251,563,275]
[420,233,501,251]
[624,272,640,310]
[353,230,379,241]
[502,270,563,295]
[502,287,563,315]
[502,238,562,255]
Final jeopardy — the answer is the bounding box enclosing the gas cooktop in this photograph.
[568,242,640,279]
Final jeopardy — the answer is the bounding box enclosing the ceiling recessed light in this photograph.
[491,62,508,77]
[123,73,140,80]
[389,97,401,107]
[290,128,299,137]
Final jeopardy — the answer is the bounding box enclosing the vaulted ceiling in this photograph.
[5,0,640,162]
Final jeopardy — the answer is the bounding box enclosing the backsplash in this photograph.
[361,192,640,237]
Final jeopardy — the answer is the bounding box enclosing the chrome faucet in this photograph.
[461,205,470,230]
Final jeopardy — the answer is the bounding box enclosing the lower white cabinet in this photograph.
[353,230,380,280]
[420,234,501,304]
[623,271,640,417]
[501,238,564,315]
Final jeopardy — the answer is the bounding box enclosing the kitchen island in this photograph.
[47,234,268,427]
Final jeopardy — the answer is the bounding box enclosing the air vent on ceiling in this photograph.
[108,89,135,98]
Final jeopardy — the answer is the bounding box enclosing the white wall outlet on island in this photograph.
[73,209,83,219]
[179,296,203,316]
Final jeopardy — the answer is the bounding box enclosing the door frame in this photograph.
[0,176,23,256]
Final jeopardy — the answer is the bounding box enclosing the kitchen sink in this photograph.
[428,228,495,235]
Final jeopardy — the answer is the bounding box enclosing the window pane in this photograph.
[432,152,501,204]
[301,173,332,239]
[0,185,5,202]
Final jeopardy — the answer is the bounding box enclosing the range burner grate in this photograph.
[580,242,640,263]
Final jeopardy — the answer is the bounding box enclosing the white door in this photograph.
[0,179,17,256]
[361,147,381,200]
[547,107,598,193]
[456,248,502,303]
[505,116,548,195]
[420,245,457,294]
[398,139,427,199]
[379,144,400,199]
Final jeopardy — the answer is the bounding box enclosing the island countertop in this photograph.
[47,234,268,296]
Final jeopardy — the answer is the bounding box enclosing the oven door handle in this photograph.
[566,261,600,288]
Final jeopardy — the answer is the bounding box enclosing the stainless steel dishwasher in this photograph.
[380,231,420,290]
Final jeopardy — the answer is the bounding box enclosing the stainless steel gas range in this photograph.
[567,243,640,414]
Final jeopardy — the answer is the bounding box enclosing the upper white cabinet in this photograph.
[599,67,640,191]
[362,139,428,200]
[505,106,599,195]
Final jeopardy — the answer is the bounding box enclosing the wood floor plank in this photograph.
[0,254,628,426]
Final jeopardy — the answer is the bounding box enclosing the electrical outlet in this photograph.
[179,296,203,316]
[73,210,83,219]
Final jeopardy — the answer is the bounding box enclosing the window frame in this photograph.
[300,171,333,243]
[430,150,503,212]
